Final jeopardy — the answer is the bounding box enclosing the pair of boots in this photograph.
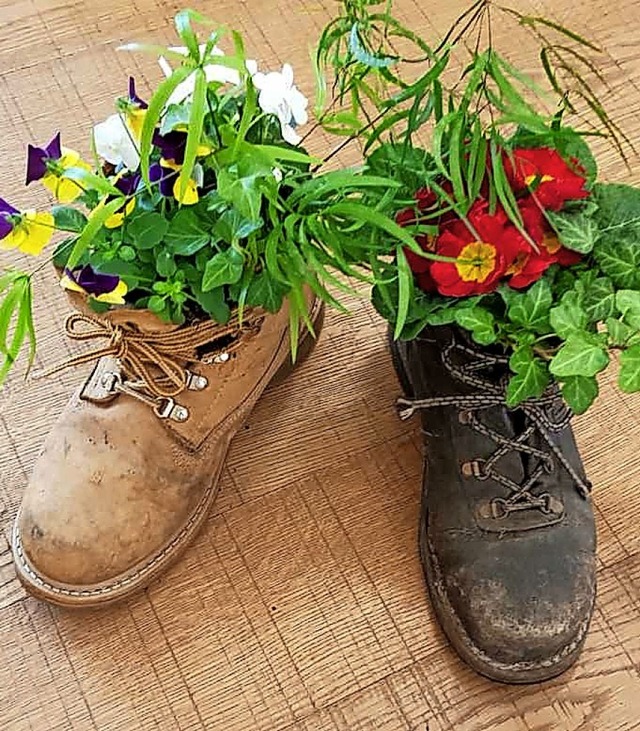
[11,291,595,684]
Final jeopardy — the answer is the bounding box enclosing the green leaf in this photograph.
[549,296,588,339]
[213,210,262,244]
[619,344,640,392]
[594,236,640,289]
[561,375,599,414]
[250,144,320,166]
[202,248,244,291]
[139,65,192,185]
[217,169,263,221]
[165,209,211,255]
[52,206,88,233]
[178,67,207,200]
[192,284,231,323]
[507,279,552,331]
[606,317,636,347]
[62,168,123,199]
[454,307,497,345]
[160,103,192,135]
[547,210,598,253]
[506,348,550,406]
[616,290,640,328]
[594,183,640,235]
[580,276,616,320]
[155,249,176,277]
[174,9,202,60]
[394,246,412,340]
[127,211,169,250]
[549,333,610,377]
[66,198,126,269]
[246,270,289,312]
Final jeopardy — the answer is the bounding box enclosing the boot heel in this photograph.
[271,302,325,386]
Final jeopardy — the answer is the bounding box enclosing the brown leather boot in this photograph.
[12,296,323,608]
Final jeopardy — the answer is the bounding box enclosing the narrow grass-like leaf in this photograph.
[394,246,411,339]
[178,67,207,198]
[66,198,126,269]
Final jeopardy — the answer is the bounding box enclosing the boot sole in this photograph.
[12,300,325,609]
[388,334,592,684]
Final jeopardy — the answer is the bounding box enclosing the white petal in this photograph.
[281,124,301,146]
[246,59,258,76]
[204,62,240,86]
[158,56,173,79]
[93,114,140,170]
[252,71,267,90]
[281,63,294,88]
[166,74,196,106]
[289,87,309,125]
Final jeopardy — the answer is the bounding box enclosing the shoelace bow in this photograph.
[397,340,592,509]
[44,311,263,398]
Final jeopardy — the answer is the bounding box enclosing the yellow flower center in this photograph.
[542,232,561,254]
[455,241,497,283]
[524,173,554,187]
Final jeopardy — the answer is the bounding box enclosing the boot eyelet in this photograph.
[461,459,488,480]
[458,410,472,425]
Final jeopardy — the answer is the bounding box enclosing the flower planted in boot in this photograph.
[13,297,324,607]
[315,0,640,684]
[3,11,412,607]
[391,328,595,683]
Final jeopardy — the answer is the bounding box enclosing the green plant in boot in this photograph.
[317,0,639,683]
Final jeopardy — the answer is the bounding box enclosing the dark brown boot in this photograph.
[390,325,596,684]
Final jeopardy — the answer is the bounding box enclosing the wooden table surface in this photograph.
[1,0,640,729]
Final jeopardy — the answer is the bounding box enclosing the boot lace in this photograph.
[397,339,592,514]
[42,311,264,421]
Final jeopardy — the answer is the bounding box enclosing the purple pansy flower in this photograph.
[128,77,148,109]
[65,265,120,297]
[149,163,178,197]
[152,130,187,165]
[114,171,141,197]
[0,197,19,240]
[26,132,62,185]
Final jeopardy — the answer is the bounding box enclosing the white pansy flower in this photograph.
[159,44,251,106]
[251,63,308,145]
[93,114,140,170]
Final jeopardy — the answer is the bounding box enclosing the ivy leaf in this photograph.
[561,375,599,414]
[547,210,598,253]
[454,306,497,345]
[192,284,231,323]
[202,248,244,291]
[213,209,263,244]
[549,295,588,339]
[52,206,88,233]
[606,317,636,347]
[549,333,610,377]
[217,169,263,221]
[506,279,552,331]
[165,209,211,255]
[159,103,192,135]
[619,344,640,393]
[127,212,169,250]
[616,290,640,329]
[580,276,616,320]
[246,270,289,312]
[506,346,549,406]
[593,235,640,289]
[594,183,640,235]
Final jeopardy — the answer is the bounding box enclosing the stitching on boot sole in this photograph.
[13,302,325,601]
[423,527,595,675]
[12,466,220,598]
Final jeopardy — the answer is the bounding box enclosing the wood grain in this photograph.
[1,0,640,729]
